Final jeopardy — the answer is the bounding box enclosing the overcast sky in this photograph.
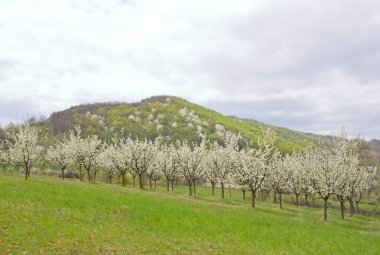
[0,0,379,138]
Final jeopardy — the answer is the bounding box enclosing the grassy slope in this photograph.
[0,175,379,255]
[171,97,314,152]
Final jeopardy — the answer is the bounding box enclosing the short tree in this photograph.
[204,148,219,196]
[47,138,72,180]
[93,148,114,183]
[270,153,292,209]
[68,127,85,180]
[288,152,304,206]
[207,132,238,198]
[232,129,276,208]
[147,159,162,189]
[156,144,179,191]
[178,139,206,196]
[352,166,376,214]
[232,148,264,208]
[76,134,103,182]
[310,128,361,221]
[128,138,157,189]
[0,142,8,171]
[99,147,116,183]
[107,139,130,186]
[300,148,315,205]
[8,124,41,180]
[309,144,337,221]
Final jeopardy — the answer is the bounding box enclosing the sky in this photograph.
[0,0,379,139]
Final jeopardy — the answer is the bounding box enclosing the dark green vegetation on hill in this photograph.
[40,96,325,152]
[0,175,379,255]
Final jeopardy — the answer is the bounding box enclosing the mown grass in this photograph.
[0,175,379,255]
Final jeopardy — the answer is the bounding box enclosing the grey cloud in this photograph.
[163,0,380,93]
[0,59,17,80]
[0,98,41,125]
[205,97,380,138]
[0,93,74,126]
[0,0,379,139]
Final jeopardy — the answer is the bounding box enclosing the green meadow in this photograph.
[0,175,379,255]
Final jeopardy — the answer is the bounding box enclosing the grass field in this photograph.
[0,175,379,255]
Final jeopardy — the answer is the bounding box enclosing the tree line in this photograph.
[0,124,376,221]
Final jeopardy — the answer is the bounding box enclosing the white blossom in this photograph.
[157,143,180,191]
[178,139,207,196]
[128,138,157,188]
[68,127,102,182]
[107,138,131,186]
[232,128,276,208]
[148,114,154,121]
[47,137,72,180]
[8,123,41,180]
[214,124,225,136]
[179,107,188,116]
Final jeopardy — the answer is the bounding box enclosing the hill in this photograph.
[43,96,324,152]
[0,175,379,254]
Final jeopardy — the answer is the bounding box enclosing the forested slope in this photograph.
[43,96,325,152]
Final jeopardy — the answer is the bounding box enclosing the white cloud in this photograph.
[0,0,379,138]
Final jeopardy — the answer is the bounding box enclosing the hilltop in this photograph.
[39,96,326,152]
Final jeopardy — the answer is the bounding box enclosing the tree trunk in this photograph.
[212,183,215,196]
[171,180,174,191]
[305,194,308,203]
[79,165,83,181]
[87,169,91,182]
[312,197,316,207]
[279,192,283,209]
[193,181,196,195]
[24,164,29,180]
[93,172,97,183]
[324,198,328,222]
[133,176,136,187]
[265,191,270,201]
[349,199,355,216]
[242,189,246,200]
[340,202,345,220]
[273,191,277,203]
[295,194,299,206]
[188,182,192,196]
[221,182,225,199]
[229,186,232,198]
[121,173,126,186]
[61,169,65,180]
[149,178,152,189]
[251,189,256,208]
[139,174,143,189]
[109,174,112,184]
[166,178,170,191]
[356,201,359,215]
[154,180,157,189]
